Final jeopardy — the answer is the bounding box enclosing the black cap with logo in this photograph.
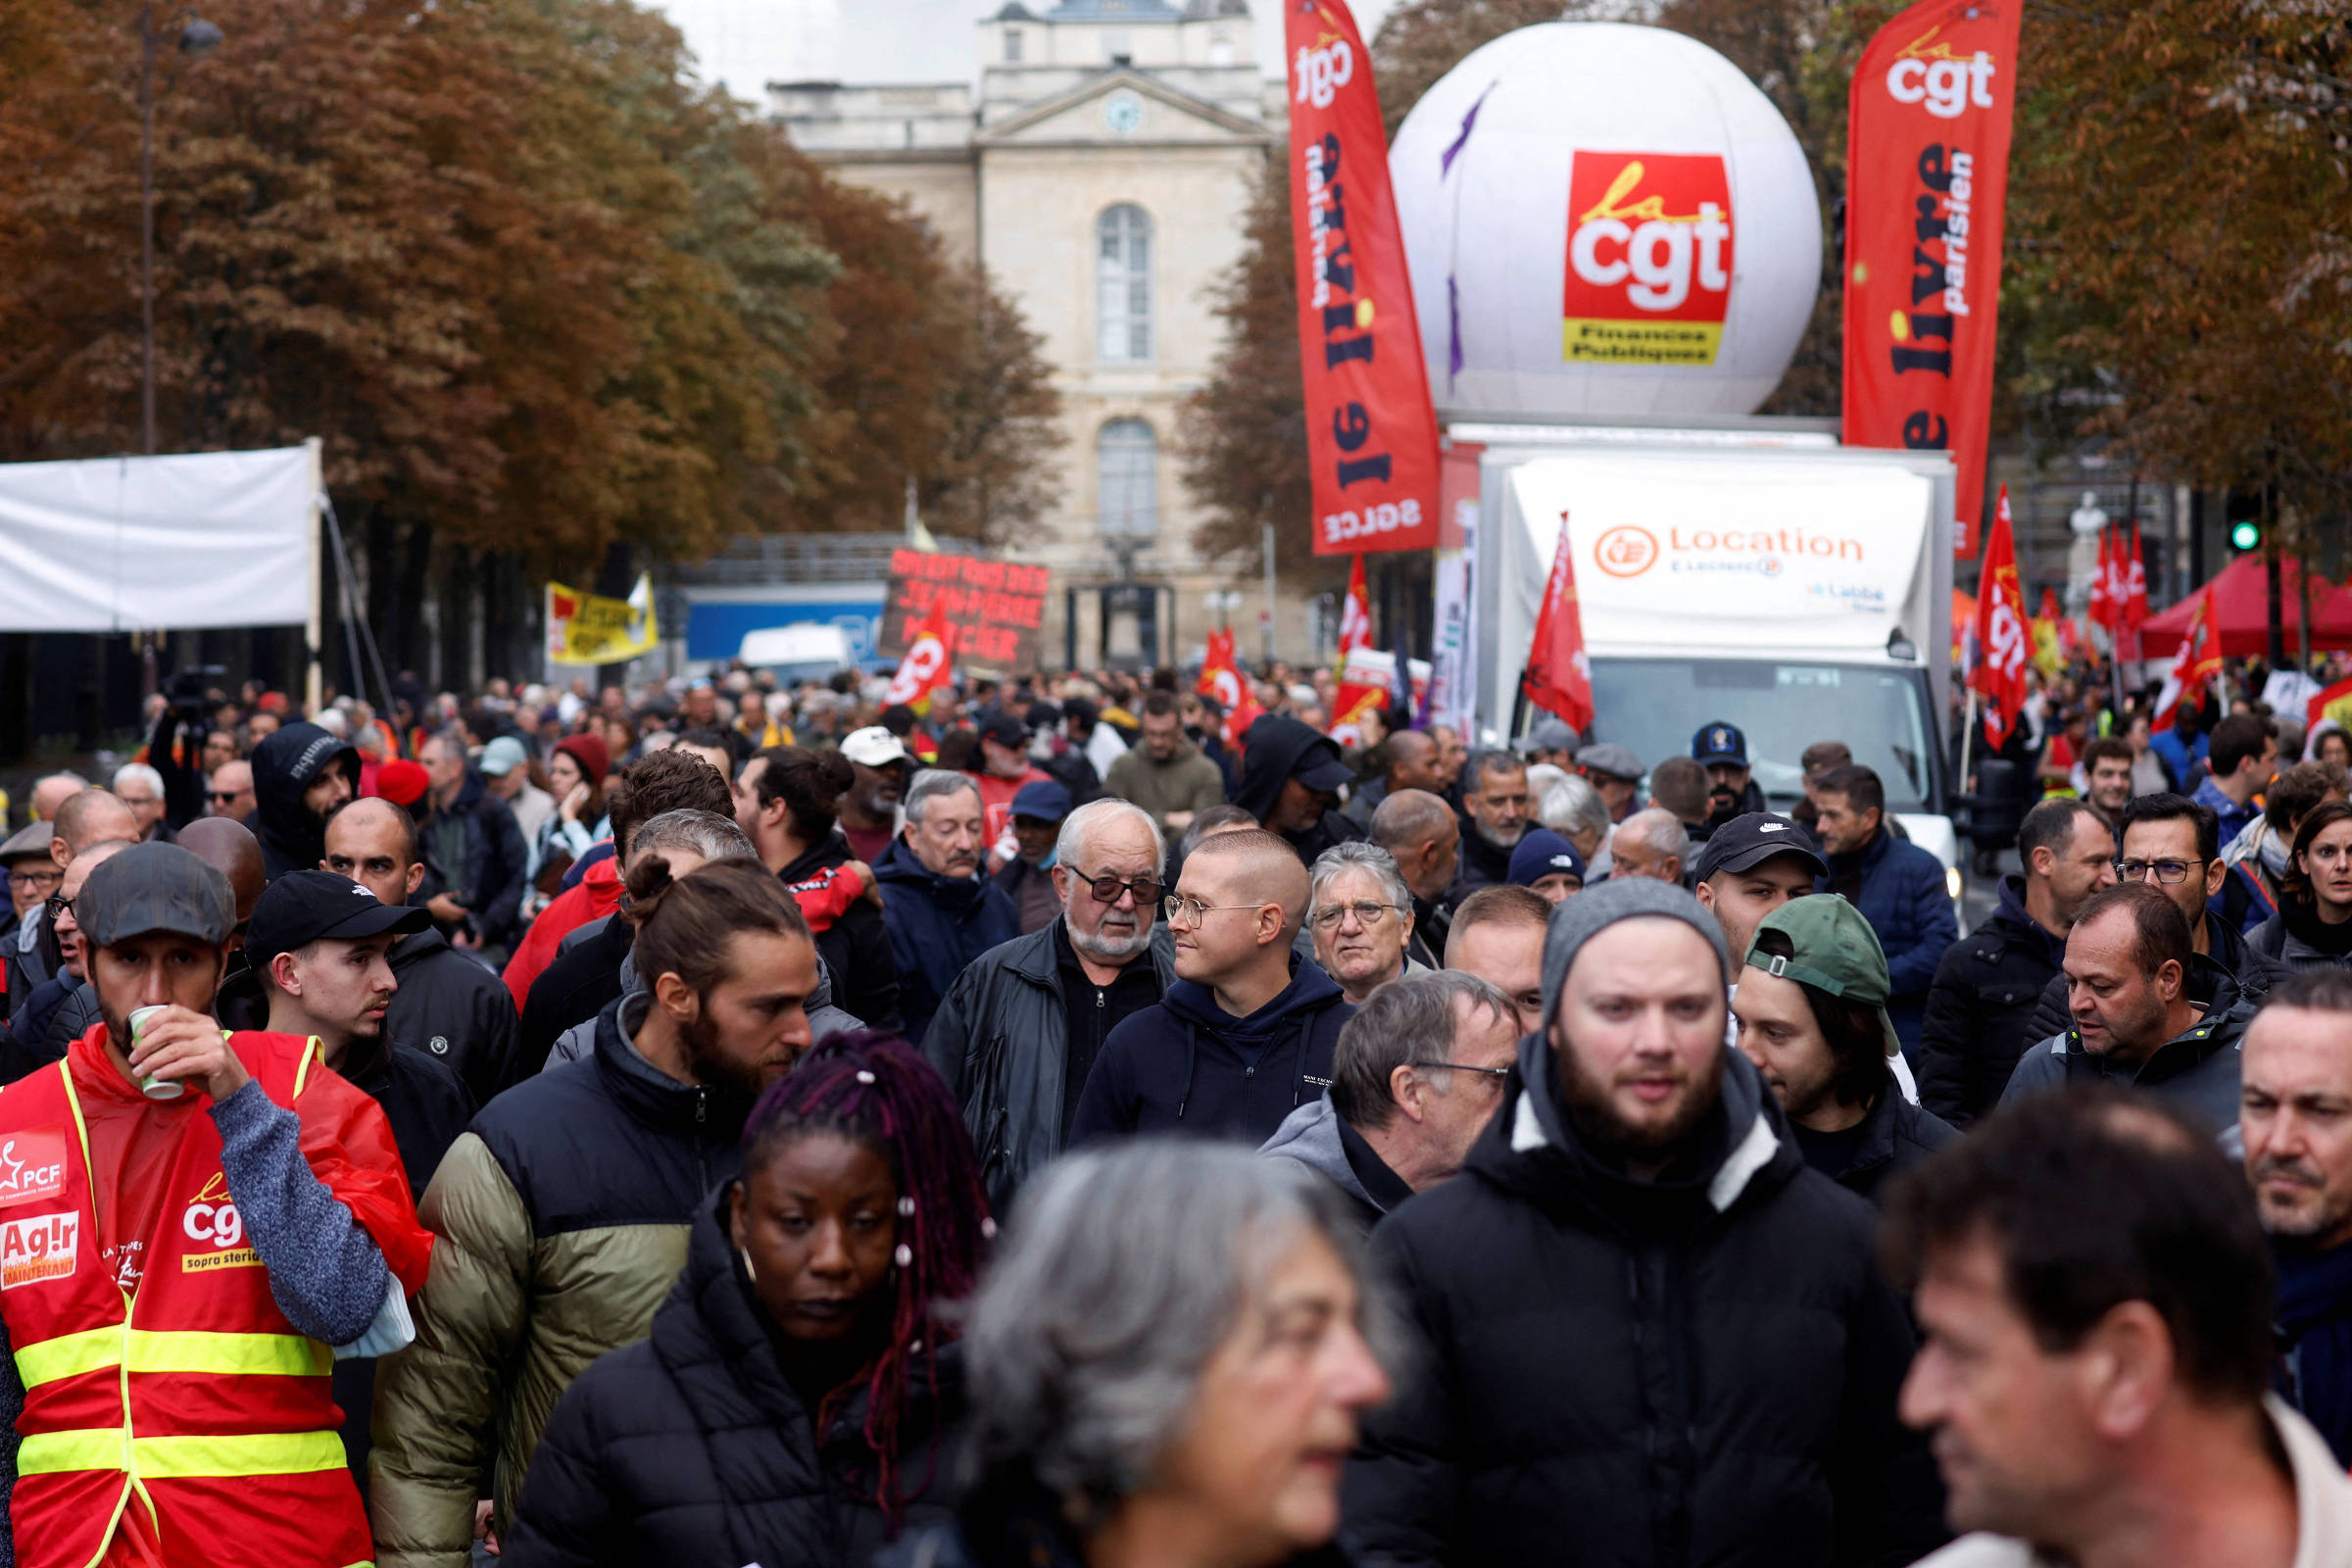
[244,871,430,970]
[1690,811,1828,885]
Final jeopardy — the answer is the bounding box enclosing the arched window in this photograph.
[1096,204,1153,362]
[1097,418,1158,538]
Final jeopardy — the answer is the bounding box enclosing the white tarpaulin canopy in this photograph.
[0,443,318,631]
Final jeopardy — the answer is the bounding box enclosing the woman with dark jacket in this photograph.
[501,1032,993,1568]
[756,745,905,1033]
[2249,801,2352,974]
[879,1142,1393,1568]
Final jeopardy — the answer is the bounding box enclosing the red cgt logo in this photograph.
[1562,152,1734,366]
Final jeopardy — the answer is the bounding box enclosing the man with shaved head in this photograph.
[324,797,522,1104]
[26,771,85,823]
[177,815,268,949]
[1373,787,1462,967]
[1071,826,1353,1144]
[49,788,138,871]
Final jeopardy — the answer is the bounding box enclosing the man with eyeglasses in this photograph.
[1308,843,1426,1006]
[924,799,1173,1214]
[5,839,131,1077]
[1261,970,1519,1233]
[2018,792,2275,1049]
[1071,827,1351,1146]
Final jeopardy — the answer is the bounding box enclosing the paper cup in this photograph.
[127,1005,184,1101]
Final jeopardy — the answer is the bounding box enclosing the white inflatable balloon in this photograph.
[1392,22,1822,419]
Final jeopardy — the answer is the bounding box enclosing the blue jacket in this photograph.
[2193,775,2262,859]
[1819,827,1956,1053]
[874,835,1019,1050]
[1069,956,1352,1147]
[2148,725,2206,792]
[2278,1239,2352,1466]
[419,770,530,951]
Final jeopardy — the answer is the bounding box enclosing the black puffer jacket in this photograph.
[1342,1034,1945,1568]
[1802,1076,1959,1206]
[1915,875,2065,1127]
[250,721,360,881]
[778,837,903,1034]
[2247,902,2352,975]
[389,927,523,1107]
[501,1187,962,1568]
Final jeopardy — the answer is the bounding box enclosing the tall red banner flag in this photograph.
[1287,0,1443,556]
[1523,514,1593,734]
[1842,0,2024,559]
[1968,486,2031,748]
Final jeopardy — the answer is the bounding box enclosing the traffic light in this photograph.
[2231,518,2262,552]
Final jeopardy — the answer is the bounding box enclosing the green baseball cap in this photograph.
[1744,895,1901,1058]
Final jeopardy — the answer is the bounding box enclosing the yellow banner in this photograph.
[1562,318,1725,365]
[546,575,660,665]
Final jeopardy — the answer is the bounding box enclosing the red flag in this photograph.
[2308,673,2352,731]
[1199,626,1264,750]
[1842,0,2024,558]
[2124,523,2150,632]
[1968,486,2032,748]
[882,609,956,717]
[1522,513,1593,734]
[1288,0,1443,556]
[2088,528,2113,631]
[1331,555,1385,729]
[2154,586,2223,724]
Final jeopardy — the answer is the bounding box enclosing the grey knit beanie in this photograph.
[1538,875,1732,1027]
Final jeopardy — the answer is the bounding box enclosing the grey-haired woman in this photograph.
[880,1141,1392,1568]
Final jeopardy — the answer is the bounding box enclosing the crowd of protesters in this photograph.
[0,645,2344,1568]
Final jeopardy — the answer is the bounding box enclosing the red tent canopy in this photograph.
[2136,555,2352,659]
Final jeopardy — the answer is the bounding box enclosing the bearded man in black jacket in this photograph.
[1342,876,1946,1568]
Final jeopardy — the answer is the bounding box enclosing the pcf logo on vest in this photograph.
[0,1128,67,1208]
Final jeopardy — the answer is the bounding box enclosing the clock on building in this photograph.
[1102,91,1144,135]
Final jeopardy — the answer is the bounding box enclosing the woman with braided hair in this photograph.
[500,1030,992,1567]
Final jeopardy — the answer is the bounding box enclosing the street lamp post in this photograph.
[139,5,222,455]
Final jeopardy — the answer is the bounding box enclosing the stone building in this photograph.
[772,0,1325,671]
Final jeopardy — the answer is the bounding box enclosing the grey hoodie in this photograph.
[1260,1097,1383,1231]
[544,952,866,1069]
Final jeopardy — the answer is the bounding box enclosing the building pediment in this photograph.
[975,68,1268,148]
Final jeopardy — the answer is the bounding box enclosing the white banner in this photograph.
[1425,526,1476,738]
[0,445,318,631]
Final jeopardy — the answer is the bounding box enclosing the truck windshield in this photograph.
[1586,658,1939,814]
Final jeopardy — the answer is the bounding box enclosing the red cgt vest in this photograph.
[0,1030,373,1568]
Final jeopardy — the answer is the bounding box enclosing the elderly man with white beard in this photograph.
[922,798,1175,1213]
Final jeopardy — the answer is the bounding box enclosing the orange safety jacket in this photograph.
[0,1027,421,1568]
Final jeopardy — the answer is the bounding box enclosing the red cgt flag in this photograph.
[1331,555,1386,730]
[1522,514,1593,734]
[2088,527,2114,632]
[1842,0,2025,559]
[2124,523,2150,631]
[882,608,956,716]
[2154,586,2223,725]
[1287,0,1443,556]
[1969,486,2032,749]
[1199,626,1264,751]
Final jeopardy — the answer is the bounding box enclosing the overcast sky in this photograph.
[647,0,1402,102]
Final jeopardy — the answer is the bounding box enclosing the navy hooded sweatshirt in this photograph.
[1068,954,1352,1146]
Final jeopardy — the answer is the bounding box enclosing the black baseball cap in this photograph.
[974,710,1029,749]
[1690,812,1827,885]
[245,870,429,969]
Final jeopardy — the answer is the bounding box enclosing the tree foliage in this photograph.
[0,0,1060,595]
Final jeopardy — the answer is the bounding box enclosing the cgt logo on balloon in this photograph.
[1562,153,1734,366]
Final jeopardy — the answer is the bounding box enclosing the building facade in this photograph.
[773,0,1322,671]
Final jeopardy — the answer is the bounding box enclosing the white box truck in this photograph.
[1459,416,1963,878]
